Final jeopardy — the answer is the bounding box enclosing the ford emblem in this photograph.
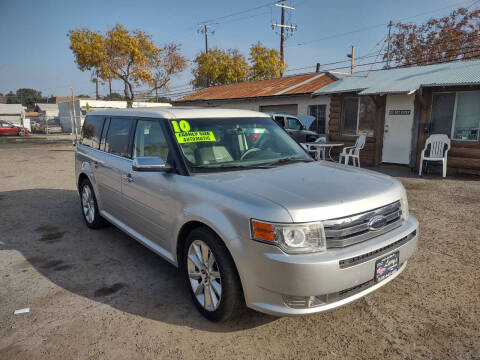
[368,215,387,231]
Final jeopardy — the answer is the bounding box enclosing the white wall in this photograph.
[179,95,331,132]
[58,100,172,133]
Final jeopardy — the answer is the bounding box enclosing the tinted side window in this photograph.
[104,118,133,158]
[81,115,105,149]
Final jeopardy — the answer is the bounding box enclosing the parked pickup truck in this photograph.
[75,107,418,322]
[265,112,319,143]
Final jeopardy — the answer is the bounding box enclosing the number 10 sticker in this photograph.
[171,120,191,133]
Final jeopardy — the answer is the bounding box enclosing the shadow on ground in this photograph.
[0,188,276,332]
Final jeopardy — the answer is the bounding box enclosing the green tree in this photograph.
[191,44,284,88]
[6,91,19,104]
[249,42,285,80]
[191,48,249,89]
[103,92,125,101]
[6,88,42,108]
[68,24,186,107]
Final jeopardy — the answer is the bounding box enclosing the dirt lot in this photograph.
[0,138,479,360]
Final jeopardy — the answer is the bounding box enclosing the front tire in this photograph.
[183,227,244,322]
[79,179,107,229]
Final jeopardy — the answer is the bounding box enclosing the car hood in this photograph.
[195,161,405,222]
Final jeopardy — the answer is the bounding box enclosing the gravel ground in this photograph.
[0,138,479,360]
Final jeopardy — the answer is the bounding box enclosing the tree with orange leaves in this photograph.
[386,7,480,67]
[68,24,186,107]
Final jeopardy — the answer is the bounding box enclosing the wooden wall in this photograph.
[327,93,386,166]
[415,87,480,175]
[328,88,480,174]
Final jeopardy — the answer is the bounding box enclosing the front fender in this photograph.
[173,203,251,299]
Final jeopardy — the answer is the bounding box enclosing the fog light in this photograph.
[283,295,327,309]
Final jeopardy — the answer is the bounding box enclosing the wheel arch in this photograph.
[175,219,246,302]
[77,172,89,192]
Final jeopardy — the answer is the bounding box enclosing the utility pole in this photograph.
[198,23,215,87]
[280,4,285,69]
[386,20,393,69]
[198,24,214,54]
[347,45,355,74]
[272,1,297,77]
[71,88,77,144]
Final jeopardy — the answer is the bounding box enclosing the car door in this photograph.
[94,116,135,223]
[121,118,180,253]
[285,116,305,142]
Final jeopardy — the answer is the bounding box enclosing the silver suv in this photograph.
[75,107,418,322]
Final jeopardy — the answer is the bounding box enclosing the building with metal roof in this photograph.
[315,59,480,95]
[174,72,339,135]
[319,59,480,176]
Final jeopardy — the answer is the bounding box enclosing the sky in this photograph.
[0,0,477,99]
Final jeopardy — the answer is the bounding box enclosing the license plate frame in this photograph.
[375,251,399,282]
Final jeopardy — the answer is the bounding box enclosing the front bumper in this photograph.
[241,215,418,316]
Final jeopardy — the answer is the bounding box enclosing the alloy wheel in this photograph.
[81,185,95,224]
[187,240,222,311]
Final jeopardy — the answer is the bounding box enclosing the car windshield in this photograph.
[169,117,312,173]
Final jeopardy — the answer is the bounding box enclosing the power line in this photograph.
[286,40,480,73]
[321,46,480,72]
[199,1,275,24]
[296,0,478,46]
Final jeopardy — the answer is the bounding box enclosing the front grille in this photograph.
[324,201,403,248]
[339,230,416,269]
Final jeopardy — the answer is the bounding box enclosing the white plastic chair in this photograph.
[309,136,326,160]
[418,134,451,177]
[339,133,366,167]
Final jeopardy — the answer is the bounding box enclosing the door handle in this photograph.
[122,173,134,183]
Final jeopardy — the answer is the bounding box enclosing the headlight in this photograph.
[400,193,409,221]
[251,219,326,254]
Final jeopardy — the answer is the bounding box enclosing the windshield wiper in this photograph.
[266,156,314,167]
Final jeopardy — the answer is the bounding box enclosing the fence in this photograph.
[30,115,64,134]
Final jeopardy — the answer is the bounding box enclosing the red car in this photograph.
[0,120,30,136]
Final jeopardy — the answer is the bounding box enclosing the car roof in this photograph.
[87,106,271,119]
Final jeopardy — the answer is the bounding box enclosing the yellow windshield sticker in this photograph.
[175,131,216,143]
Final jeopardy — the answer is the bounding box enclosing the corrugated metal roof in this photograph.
[179,73,335,101]
[0,104,25,114]
[314,59,480,95]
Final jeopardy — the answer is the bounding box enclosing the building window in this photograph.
[308,105,326,134]
[341,97,376,136]
[432,91,480,141]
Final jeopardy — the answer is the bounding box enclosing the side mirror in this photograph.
[132,156,172,172]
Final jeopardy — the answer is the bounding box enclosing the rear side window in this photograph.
[81,115,105,149]
[104,118,133,158]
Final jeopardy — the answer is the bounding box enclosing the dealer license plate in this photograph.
[375,251,399,282]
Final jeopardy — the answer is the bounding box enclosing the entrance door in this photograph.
[382,94,415,164]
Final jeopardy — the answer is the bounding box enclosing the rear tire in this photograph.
[79,178,108,229]
[183,227,244,322]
